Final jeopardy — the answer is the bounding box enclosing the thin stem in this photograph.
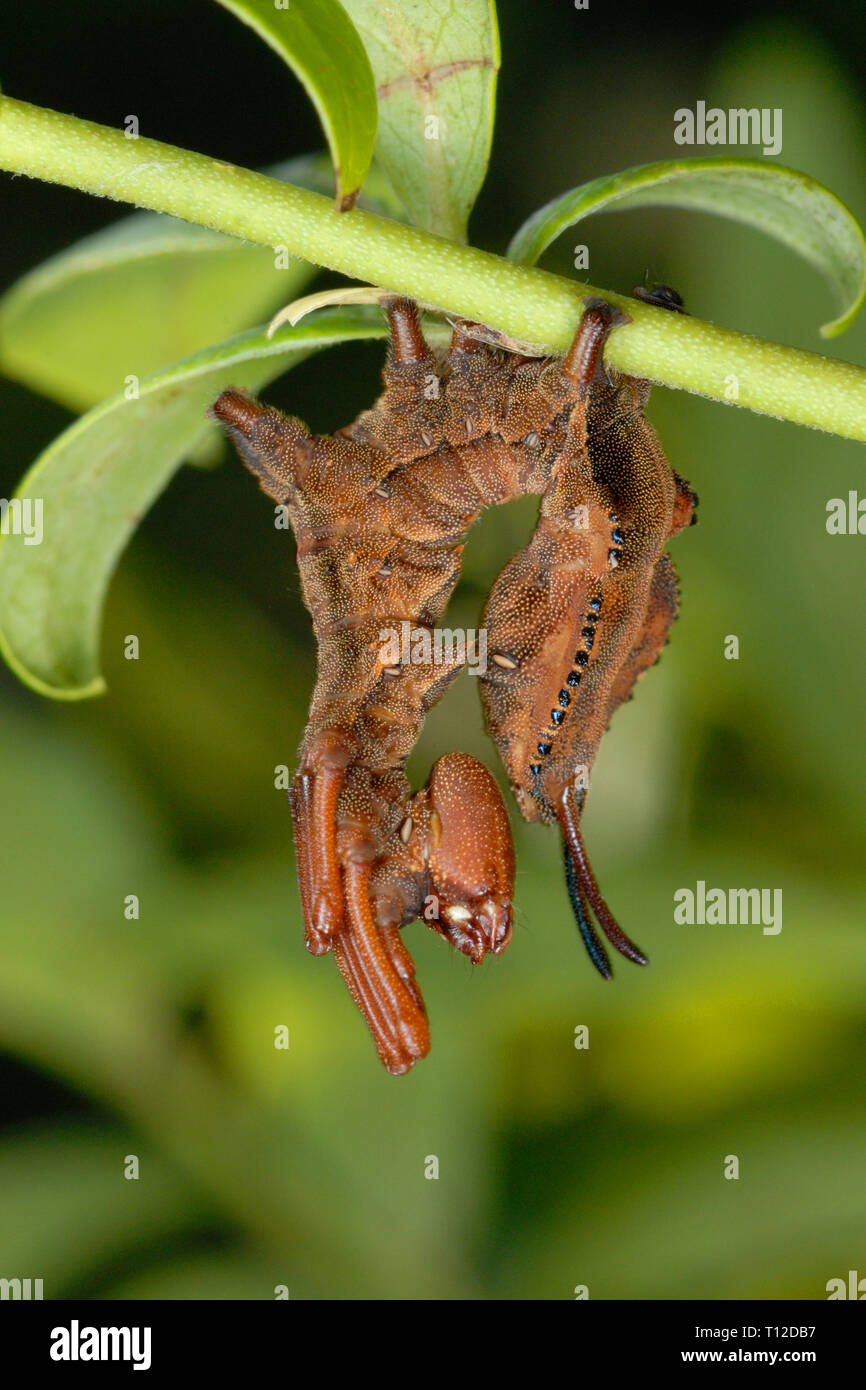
[1,95,865,440]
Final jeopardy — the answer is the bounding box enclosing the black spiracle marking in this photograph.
[527,593,604,778]
[608,519,626,569]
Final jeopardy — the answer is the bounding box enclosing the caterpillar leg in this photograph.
[335,298,446,462]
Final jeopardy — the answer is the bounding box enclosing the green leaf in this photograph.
[340,0,500,240]
[0,214,310,415]
[212,0,377,210]
[507,157,866,336]
[0,309,388,700]
[0,156,404,415]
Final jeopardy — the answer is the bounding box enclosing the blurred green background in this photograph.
[1,0,865,1299]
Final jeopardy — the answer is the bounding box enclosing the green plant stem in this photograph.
[1,95,865,440]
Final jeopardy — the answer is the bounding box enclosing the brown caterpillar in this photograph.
[211,296,695,1073]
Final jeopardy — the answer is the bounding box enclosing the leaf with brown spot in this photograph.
[340,0,500,240]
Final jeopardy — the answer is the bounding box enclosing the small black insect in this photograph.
[632,284,687,314]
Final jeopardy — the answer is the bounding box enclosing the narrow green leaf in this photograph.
[212,0,377,210]
[0,215,310,415]
[0,309,387,700]
[340,0,500,240]
[507,157,866,336]
[0,156,405,415]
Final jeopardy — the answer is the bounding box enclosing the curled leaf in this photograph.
[508,158,866,336]
[267,285,392,335]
